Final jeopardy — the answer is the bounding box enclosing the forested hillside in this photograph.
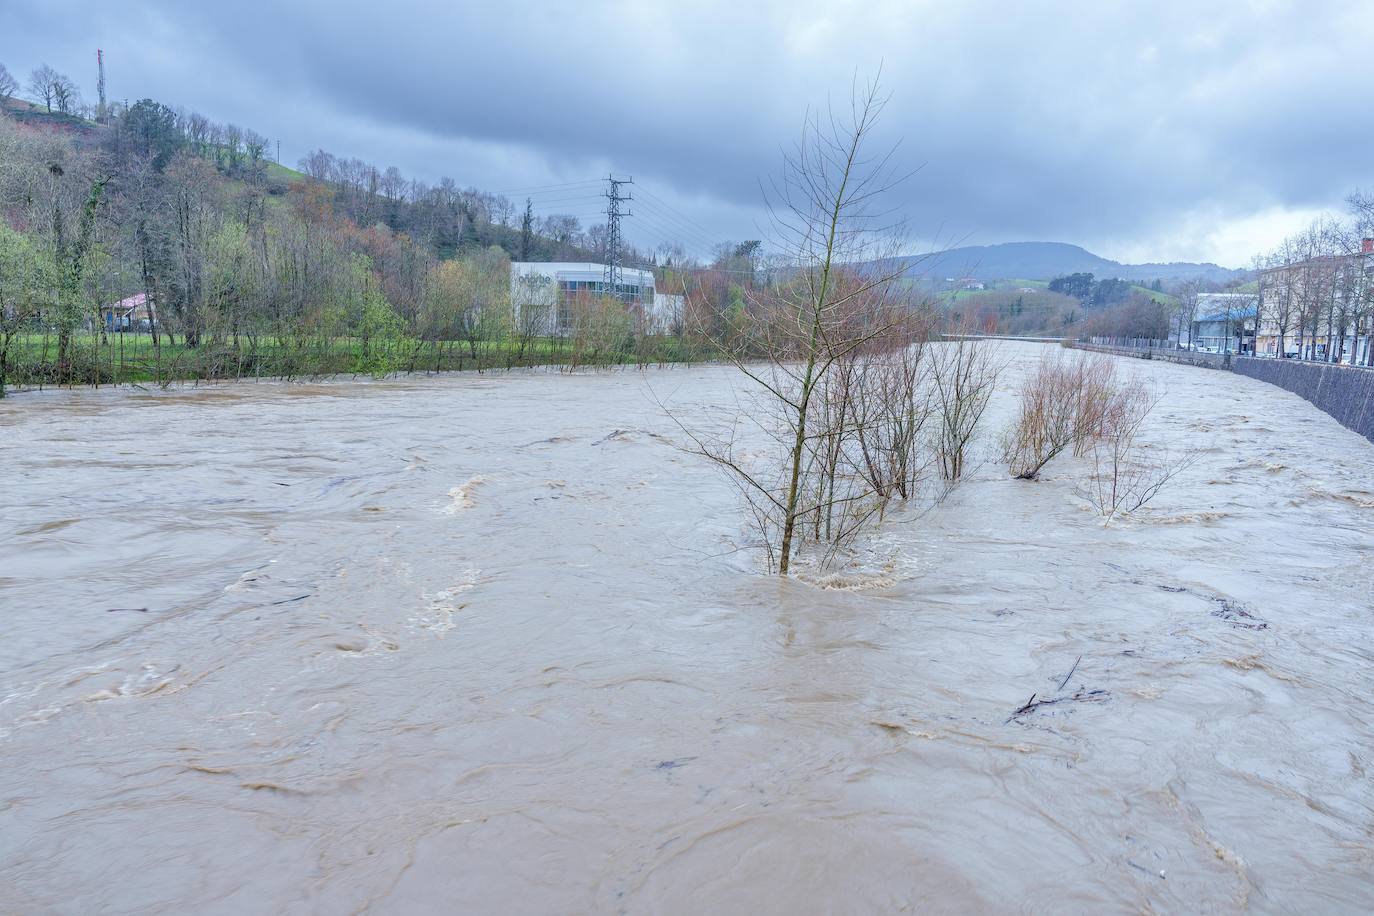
[0,86,698,393]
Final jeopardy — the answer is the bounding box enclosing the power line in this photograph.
[630,211,716,262]
[634,204,719,247]
[632,195,722,252]
[633,201,715,243]
[520,195,607,207]
[636,187,722,238]
[520,190,605,199]
[633,191,714,234]
[493,178,603,195]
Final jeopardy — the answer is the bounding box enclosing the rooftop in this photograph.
[511,261,654,282]
[1198,302,1257,322]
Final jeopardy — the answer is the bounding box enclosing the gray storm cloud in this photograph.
[2,0,1371,264]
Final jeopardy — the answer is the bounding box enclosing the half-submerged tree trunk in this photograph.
[679,73,932,576]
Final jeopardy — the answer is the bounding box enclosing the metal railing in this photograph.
[1086,336,1185,351]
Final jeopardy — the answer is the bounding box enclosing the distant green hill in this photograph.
[897,241,1246,284]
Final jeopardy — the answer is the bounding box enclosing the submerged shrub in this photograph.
[1003,351,1117,479]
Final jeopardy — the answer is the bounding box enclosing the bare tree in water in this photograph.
[1083,379,1197,518]
[928,331,1000,482]
[1002,349,1118,480]
[680,75,934,574]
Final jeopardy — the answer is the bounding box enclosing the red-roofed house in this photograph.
[100,293,157,331]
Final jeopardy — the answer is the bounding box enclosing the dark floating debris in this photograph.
[1006,688,1109,724]
[593,429,633,446]
[1206,596,1268,630]
[1057,655,1082,692]
[1156,582,1269,630]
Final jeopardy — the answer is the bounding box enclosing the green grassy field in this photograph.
[263,160,308,184]
[934,278,1055,305]
[1132,285,1180,307]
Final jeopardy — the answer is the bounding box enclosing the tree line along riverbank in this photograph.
[1,327,711,394]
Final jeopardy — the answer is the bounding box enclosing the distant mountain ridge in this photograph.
[903,241,1246,284]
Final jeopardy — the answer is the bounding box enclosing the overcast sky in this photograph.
[4,0,1371,267]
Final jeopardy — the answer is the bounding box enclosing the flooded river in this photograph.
[2,342,1372,913]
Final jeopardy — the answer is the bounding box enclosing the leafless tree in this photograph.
[929,333,1000,481]
[222,123,244,169]
[1350,191,1374,365]
[1325,212,1374,364]
[184,112,210,156]
[564,293,633,370]
[1249,253,1267,354]
[680,75,930,574]
[1257,198,1374,365]
[243,130,268,169]
[0,63,18,103]
[1290,219,1338,359]
[51,73,79,115]
[298,148,336,181]
[491,195,515,228]
[1003,349,1118,479]
[1260,240,1298,357]
[27,64,62,112]
[1083,380,1196,518]
[1174,281,1199,348]
[380,166,406,204]
[510,272,553,362]
[541,214,581,246]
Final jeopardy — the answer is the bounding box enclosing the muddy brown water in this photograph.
[2,342,1372,914]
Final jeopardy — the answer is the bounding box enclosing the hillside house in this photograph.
[99,293,157,331]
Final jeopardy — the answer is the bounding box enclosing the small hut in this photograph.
[100,293,157,331]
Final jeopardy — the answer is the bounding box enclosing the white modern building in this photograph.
[510,262,676,336]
